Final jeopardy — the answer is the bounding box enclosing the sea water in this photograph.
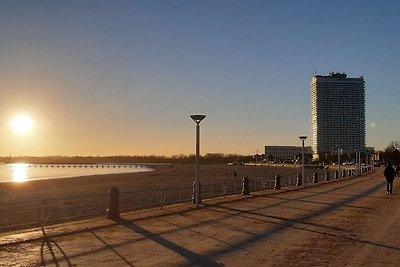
[0,163,152,183]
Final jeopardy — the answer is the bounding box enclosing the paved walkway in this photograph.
[1,169,400,266]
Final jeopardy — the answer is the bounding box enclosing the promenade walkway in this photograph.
[1,169,399,266]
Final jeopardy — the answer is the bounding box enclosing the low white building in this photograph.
[265,146,313,162]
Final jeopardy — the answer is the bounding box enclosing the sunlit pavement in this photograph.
[1,170,400,267]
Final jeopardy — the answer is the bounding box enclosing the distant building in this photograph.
[311,72,365,160]
[265,146,312,162]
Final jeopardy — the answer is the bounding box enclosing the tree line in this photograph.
[0,153,254,165]
[3,141,398,165]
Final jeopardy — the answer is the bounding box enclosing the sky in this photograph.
[1,0,399,157]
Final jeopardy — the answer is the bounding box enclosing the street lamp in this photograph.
[190,115,206,208]
[354,150,358,175]
[337,147,342,177]
[299,136,307,187]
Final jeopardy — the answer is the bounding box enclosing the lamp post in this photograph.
[299,136,307,187]
[337,147,342,177]
[355,150,358,175]
[190,115,206,208]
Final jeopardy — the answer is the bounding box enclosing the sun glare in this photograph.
[11,115,33,135]
[12,163,29,182]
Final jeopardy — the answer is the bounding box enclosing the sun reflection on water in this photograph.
[12,163,29,182]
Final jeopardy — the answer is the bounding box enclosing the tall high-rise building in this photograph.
[311,72,365,159]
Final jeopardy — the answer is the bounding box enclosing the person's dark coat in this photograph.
[384,163,396,182]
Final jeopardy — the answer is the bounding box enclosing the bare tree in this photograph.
[385,141,400,153]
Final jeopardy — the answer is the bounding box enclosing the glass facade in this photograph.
[311,73,365,159]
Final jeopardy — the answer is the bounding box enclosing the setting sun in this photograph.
[10,115,33,135]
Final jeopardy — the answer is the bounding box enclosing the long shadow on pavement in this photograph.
[113,217,222,267]
[88,228,134,267]
[202,178,390,259]
[40,227,72,267]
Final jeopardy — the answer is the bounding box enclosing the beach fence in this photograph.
[0,193,109,232]
[0,166,373,232]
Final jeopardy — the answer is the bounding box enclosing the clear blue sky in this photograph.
[0,0,399,156]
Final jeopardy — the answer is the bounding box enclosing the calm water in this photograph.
[0,163,152,183]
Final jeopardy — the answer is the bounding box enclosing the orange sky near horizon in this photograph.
[1,1,398,157]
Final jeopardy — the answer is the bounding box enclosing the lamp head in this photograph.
[190,115,206,124]
[299,135,308,141]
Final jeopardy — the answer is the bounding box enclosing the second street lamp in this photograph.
[299,136,307,187]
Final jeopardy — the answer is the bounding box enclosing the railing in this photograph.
[0,193,109,232]
[0,166,373,233]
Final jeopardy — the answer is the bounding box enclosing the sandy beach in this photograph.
[0,164,321,202]
[0,164,326,232]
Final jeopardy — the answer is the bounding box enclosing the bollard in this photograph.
[325,171,330,181]
[221,183,228,196]
[274,174,281,190]
[192,181,202,204]
[334,170,339,180]
[342,170,346,178]
[348,169,352,177]
[312,172,318,183]
[192,182,195,203]
[107,187,120,219]
[296,173,302,186]
[242,177,250,195]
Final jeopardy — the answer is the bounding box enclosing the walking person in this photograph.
[384,162,396,195]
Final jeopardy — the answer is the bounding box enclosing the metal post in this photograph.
[296,173,302,186]
[325,170,329,181]
[107,187,120,219]
[355,151,358,175]
[195,122,200,207]
[274,174,281,190]
[312,172,318,183]
[338,147,341,178]
[242,177,250,195]
[302,141,305,186]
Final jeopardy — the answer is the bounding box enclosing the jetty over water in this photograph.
[28,163,173,169]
